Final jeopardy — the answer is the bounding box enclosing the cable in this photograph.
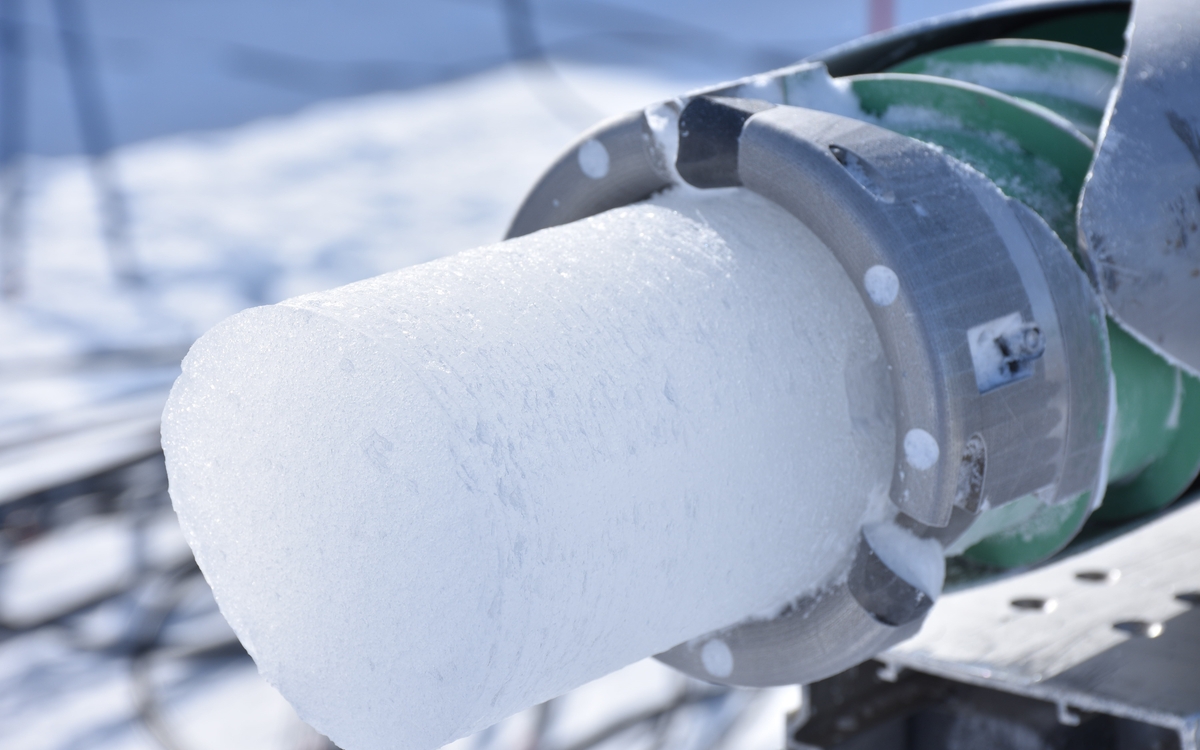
[52,0,141,287]
[126,563,200,750]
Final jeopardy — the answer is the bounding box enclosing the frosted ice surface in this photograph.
[163,188,893,750]
[780,64,866,121]
[644,100,684,184]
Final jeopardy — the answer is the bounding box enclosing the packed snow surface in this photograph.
[163,187,893,750]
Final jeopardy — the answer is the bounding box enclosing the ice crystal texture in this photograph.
[163,188,893,750]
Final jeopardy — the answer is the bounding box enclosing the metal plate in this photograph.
[883,492,1200,744]
[1078,0,1200,377]
[739,106,1108,527]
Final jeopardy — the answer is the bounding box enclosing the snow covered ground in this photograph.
[18,0,982,155]
[0,62,701,501]
[2,616,799,750]
[12,62,691,340]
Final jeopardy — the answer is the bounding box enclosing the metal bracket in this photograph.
[1079,0,1200,378]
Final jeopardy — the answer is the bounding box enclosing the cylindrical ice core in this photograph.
[162,188,894,750]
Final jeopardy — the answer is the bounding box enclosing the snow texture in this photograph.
[163,187,893,750]
[4,64,682,359]
[0,63,684,497]
[781,64,866,120]
[644,100,686,184]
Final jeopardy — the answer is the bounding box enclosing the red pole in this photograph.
[869,0,894,33]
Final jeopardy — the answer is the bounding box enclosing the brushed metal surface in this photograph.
[884,493,1200,742]
[739,107,1109,527]
[1079,0,1200,377]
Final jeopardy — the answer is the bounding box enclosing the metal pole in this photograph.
[868,0,895,34]
[500,0,601,130]
[0,0,25,299]
[53,0,140,286]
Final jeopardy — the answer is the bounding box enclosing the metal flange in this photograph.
[506,96,1109,685]
[733,102,1109,528]
[511,99,1109,527]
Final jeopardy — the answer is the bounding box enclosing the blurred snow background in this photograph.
[0,1,984,748]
